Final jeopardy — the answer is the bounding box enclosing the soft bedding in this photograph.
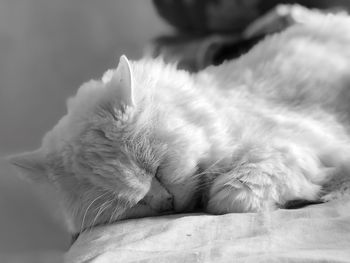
[66,198,350,263]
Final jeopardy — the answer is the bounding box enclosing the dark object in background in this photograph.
[284,199,324,209]
[153,0,259,34]
[153,0,350,34]
[151,0,350,72]
[150,34,264,72]
[150,4,299,71]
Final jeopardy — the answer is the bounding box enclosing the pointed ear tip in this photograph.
[6,154,29,174]
[119,55,131,65]
[6,151,43,166]
[120,54,128,60]
[6,154,20,165]
[6,154,30,170]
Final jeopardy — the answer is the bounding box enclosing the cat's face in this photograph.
[9,56,173,233]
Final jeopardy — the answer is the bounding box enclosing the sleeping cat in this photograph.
[9,6,350,234]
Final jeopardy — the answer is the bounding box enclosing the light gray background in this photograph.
[0,0,169,255]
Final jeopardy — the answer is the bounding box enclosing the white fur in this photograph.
[9,6,350,233]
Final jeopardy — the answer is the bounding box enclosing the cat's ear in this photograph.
[7,150,47,182]
[108,55,135,107]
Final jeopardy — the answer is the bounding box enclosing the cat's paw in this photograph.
[321,183,350,202]
[205,145,324,214]
[321,164,350,202]
[206,171,277,214]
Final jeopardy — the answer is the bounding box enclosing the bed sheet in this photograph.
[66,198,350,263]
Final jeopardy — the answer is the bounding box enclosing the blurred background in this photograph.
[0,0,168,261]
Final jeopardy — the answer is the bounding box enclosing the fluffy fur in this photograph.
[9,6,350,233]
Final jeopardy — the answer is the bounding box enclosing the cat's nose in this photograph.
[160,196,174,212]
[143,178,174,212]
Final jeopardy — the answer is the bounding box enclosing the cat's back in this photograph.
[200,8,350,117]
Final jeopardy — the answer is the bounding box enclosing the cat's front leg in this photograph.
[205,145,325,214]
[206,163,285,213]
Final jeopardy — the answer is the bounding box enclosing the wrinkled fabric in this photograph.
[66,198,350,263]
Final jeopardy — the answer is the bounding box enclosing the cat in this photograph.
[9,6,350,234]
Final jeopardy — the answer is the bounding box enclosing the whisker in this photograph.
[193,157,233,179]
[90,199,114,231]
[112,198,131,222]
[108,194,123,224]
[109,202,120,224]
[80,192,108,234]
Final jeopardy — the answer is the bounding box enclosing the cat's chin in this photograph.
[74,202,173,235]
[119,203,174,221]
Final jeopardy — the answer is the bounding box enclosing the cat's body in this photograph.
[10,7,350,233]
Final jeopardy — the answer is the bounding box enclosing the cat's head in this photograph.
[8,55,173,233]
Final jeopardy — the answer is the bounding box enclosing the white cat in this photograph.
[9,6,350,234]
